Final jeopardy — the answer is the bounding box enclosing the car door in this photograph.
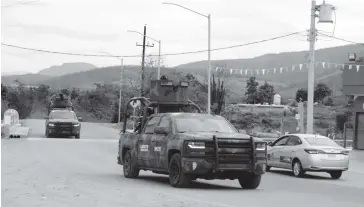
[152,115,172,170]
[280,136,303,169]
[138,115,161,168]
[267,136,289,168]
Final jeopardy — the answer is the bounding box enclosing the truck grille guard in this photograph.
[210,135,256,172]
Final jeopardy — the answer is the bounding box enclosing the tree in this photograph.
[257,81,275,104]
[70,88,79,100]
[314,83,331,103]
[336,112,351,136]
[295,88,308,102]
[245,76,259,104]
[210,74,225,115]
[1,84,8,100]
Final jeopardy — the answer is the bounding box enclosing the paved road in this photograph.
[2,120,364,207]
[24,119,119,139]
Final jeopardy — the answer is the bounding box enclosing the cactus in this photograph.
[210,74,225,115]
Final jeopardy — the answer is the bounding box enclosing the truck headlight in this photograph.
[48,123,55,127]
[187,142,205,149]
[73,123,80,126]
[255,143,266,151]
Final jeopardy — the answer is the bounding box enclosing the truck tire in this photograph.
[123,150,139,178]
[238,173,261,189]
[75,134,80,139]
[168,153,191,188]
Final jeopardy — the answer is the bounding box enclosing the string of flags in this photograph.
[214,61,364,76]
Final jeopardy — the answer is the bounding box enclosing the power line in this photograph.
[1,31,302,58]
[317,32,364,46]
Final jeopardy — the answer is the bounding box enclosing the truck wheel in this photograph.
[75,134,80,139]
[238,173,261,189]
[168,153,190,188]
[329,171,342,179]
[123,150,139,178]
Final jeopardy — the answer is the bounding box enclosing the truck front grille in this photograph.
[205,138,253,165]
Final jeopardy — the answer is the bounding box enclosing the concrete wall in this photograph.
[342,63,364,95]
[353,96,364,150]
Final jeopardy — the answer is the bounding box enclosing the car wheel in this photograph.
[238,173,262,189]
[292,160,305,178]
[123,150,139,178]
[266,165,271,172]
[168,153,191,188]
[329,171,342,179]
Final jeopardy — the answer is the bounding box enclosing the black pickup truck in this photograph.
[117,112,267,189]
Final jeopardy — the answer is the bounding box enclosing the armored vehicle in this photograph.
[47,93,74,115]
[117,79,267,188]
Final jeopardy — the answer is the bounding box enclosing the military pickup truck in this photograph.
[117,79,267,189]
[45,109,82,138]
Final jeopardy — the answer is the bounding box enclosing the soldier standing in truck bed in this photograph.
[133,107,154,132]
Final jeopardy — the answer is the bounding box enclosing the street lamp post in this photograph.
[127,30,162,80]
[99,51,124,124]
[162,2,212,114]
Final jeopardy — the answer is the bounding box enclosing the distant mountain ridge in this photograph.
[37,62,96,76]
[2,44,362,99]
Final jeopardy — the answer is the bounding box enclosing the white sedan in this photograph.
[266,134,350,179]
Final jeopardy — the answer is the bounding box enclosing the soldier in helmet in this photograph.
[133,107,155,133]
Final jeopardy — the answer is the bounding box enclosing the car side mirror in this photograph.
[154,126,169,135]
[78,117,82,122]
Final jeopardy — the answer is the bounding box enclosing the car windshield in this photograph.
[174,115,237,133]
[49,111,76,119]
[304,137,339,147]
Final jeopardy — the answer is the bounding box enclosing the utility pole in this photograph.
[118,58,123,124]
[307,0,317,134]
[136,25,154,97]
[306,0,335,134]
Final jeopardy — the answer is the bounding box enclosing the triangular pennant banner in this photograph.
[299,64,303,70]
[262,69,265,75]
[280,67,283,73]
[230,69,233,74]
[349,65,352,70]
[322,62,325,68]
[240,69,243,75]
[245,70,248,75]
[215,67,219,72]
[273,68,277,74]
[357,65,360,72]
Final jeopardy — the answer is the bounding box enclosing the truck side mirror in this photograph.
[78,117,82,122]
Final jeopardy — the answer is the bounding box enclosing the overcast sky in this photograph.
[1,0,363,74]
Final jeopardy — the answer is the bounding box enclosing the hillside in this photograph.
[1,73,51,86]
[38,62,97,76]
[1,62,97,85]
[2,44,362,100]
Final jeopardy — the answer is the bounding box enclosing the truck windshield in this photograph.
[49,111,76,119]
[174,116,237,133]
